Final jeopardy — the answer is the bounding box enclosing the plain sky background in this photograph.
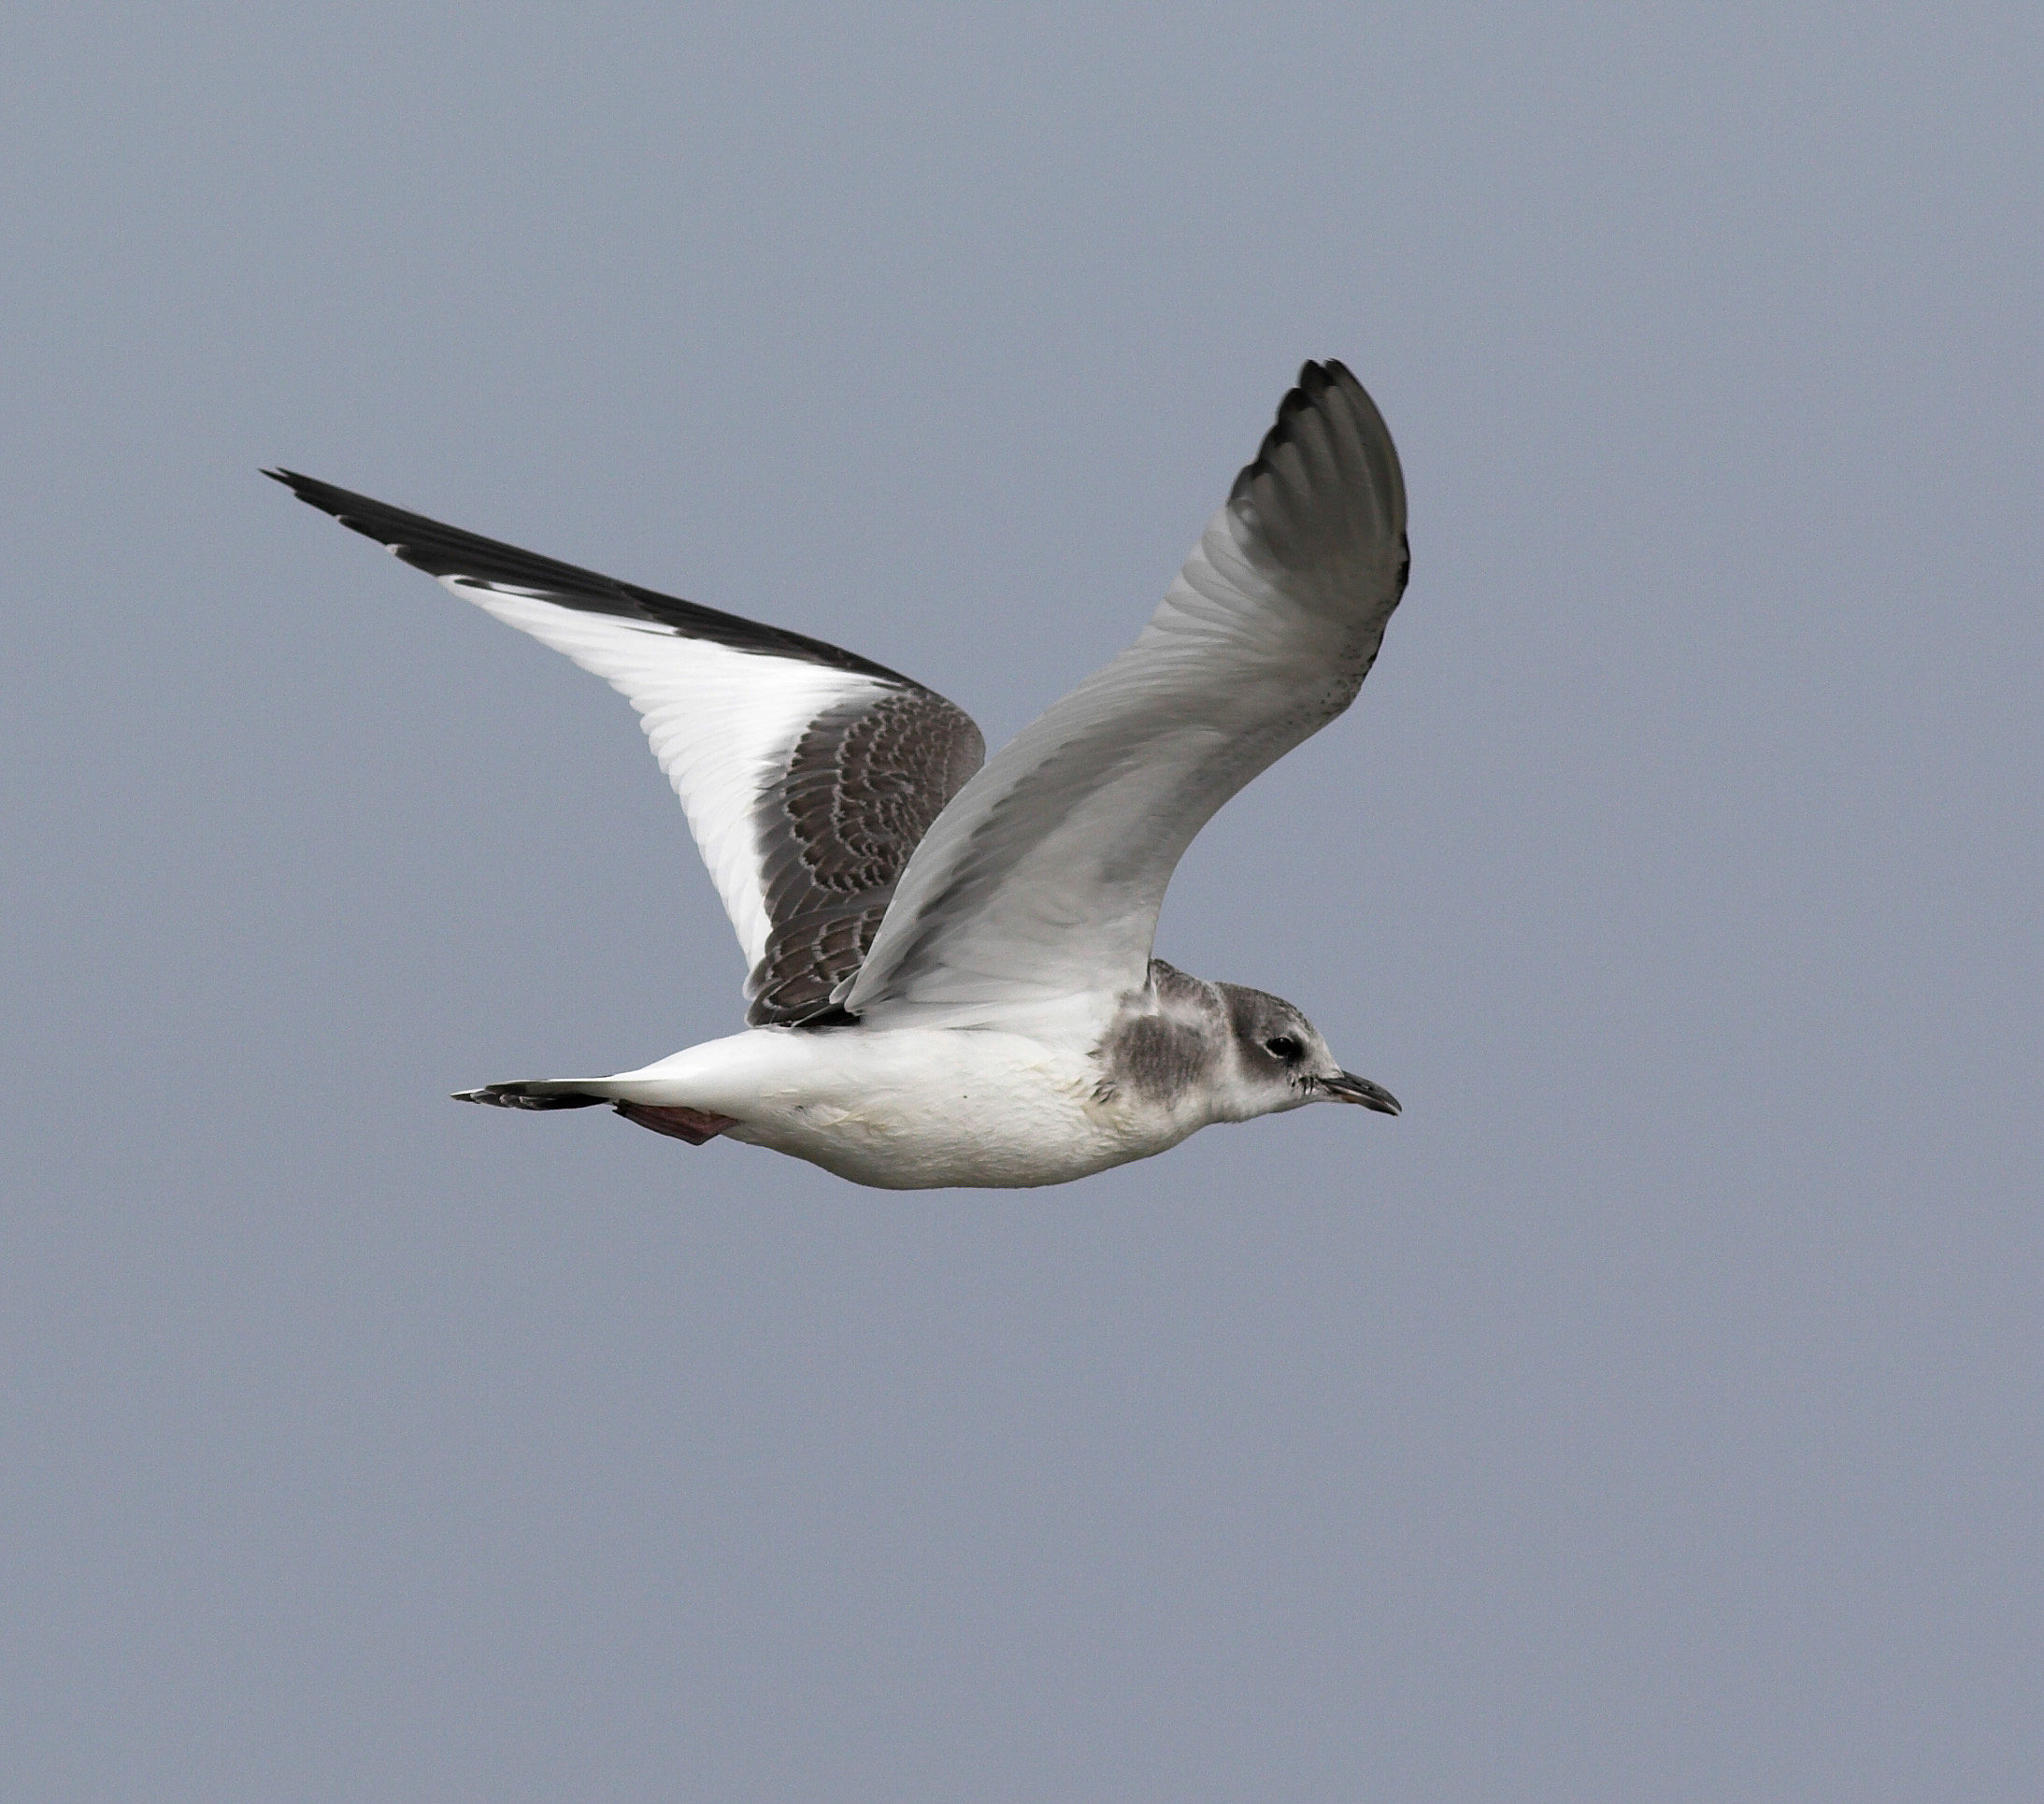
[5,4,2040,1799]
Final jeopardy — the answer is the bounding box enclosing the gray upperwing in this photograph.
[843,360,1408,1023]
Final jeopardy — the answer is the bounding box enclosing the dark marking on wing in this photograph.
[747,689,986,1025]
[1231,359,1365,509]
[1231,359,1411,599]
[265,468,913,680]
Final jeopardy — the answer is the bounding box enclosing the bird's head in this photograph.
[1213,981,1401,1124]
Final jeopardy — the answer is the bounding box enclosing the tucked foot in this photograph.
[613,1102,739,1146]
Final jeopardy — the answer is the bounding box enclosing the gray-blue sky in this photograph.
[4,4,2039,1798]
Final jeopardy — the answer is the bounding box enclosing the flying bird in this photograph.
[270,360,1409,1189]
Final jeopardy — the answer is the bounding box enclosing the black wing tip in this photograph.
[1277,357,1369,433]
[264,465,350,521]
[267,470,569,591]
[1296,357,1358,390]
[265,465,930,684]
[1231,358,1382,506]
[262,465,407,547]
[262,466,339,508]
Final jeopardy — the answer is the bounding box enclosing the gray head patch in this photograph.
[1215,981,1325,1097]
[1095,959,1228,1107]
[1215,981,1313,1049]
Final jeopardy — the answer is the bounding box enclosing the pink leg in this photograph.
[613,1101,740,1146]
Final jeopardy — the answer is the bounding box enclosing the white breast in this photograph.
[599,1016,1207,1190]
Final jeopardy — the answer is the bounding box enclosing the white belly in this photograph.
[602,1023,1204,1190]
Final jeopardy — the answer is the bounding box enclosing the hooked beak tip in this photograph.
[1320,1072,1401,1116]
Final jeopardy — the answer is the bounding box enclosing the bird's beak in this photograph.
[1318,1071,1401,1115]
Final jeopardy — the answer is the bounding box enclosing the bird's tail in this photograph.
[454,1080,736,1145]
[452,1080,607,1110]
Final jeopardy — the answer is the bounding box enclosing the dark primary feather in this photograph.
[1229,360,1409,587]
[264,467,914,680]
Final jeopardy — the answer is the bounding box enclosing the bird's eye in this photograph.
[1265,1035,1304,1062]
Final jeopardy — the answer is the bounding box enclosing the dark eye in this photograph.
[1264,1034,1304,1062]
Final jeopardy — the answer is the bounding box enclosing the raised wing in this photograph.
[844,360,1408,1023]
[268,471,984,1024]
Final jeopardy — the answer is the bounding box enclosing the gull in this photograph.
[269,360,1409,1190]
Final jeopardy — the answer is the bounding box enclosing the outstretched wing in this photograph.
[269,471,984,1024]
[844,361,1408,1023]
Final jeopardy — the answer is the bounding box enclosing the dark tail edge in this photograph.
[454,1082,606,1111]
[455,1084,735,1148]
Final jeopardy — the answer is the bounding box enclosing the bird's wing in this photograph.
[269,471,984,1024]
[844,361,1408,1023]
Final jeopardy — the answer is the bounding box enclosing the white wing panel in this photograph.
[452,584,892,969]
